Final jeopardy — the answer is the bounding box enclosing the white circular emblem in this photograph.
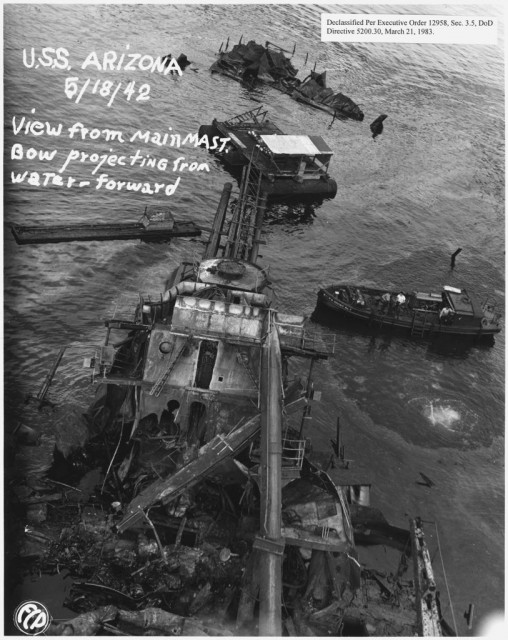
[13,601,51,635]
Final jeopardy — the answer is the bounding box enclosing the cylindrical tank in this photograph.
[260,177,338,198]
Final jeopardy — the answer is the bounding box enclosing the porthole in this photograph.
[159,341,172,353]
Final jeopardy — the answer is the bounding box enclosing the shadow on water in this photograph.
[225,193,327,227]
[426,332,496,357]
[310,304,498,358]
[265,200,321,226]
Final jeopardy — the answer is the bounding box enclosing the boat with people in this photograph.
[316,283,502,338]
[198,106,338,199]
[210,39,364,122]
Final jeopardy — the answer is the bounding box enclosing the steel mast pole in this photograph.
[258,310,283,636]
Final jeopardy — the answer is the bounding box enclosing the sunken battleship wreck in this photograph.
[210,39,364,122]
[7,153,450,635]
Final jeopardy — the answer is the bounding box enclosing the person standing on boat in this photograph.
[439,306,454,325]
[355,289,366,307]
[395,292,406,316]
[381,292,391,312]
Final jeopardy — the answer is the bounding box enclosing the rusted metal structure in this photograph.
[77,162,448,635]
[210,40,364,122]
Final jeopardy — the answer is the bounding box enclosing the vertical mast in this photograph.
[258,310,283,635]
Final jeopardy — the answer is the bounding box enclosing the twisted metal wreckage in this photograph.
[210,39,365,123]
[10,138,452,636]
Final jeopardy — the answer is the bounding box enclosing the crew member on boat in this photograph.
[355,289,366,307]
[395,292,406,317]
[439,306,455,325]
[380,292,391,311]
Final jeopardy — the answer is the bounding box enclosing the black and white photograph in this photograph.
[2,0,505,636]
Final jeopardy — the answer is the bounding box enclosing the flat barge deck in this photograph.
[11,207,201,245]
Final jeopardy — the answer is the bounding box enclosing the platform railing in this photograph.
[281,437,306,469]
[275,324,336,355]
[223,105,268,127]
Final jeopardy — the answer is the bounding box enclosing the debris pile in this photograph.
[7,435,434,637]
[293,70,365,121]
[211,40,300,90]
[10,467,256,635]
[211,40,364,121]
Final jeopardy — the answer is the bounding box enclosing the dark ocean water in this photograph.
[3,3,505,635]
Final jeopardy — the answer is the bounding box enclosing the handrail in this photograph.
[224,105,268,127]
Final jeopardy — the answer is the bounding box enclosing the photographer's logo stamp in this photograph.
[13,601,51,635]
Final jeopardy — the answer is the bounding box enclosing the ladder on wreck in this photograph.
[223,150,267,263]
[148,338,191,397]
[116,413,262,533]
[410,310,434,337]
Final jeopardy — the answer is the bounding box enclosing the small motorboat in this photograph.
[316,284,502,338]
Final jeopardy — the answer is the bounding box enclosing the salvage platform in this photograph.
[11,206,201,245]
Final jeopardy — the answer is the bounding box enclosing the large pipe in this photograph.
[161,281,211,303]
[258,311,283,636]
[204,182,232,259]
[225,165,250,257]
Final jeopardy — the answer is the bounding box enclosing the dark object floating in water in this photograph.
[176,53,191,69]
[316,283,502,338]
[11,207,201,245]
[417,472,434,488]
[161,53,191,71]
[370,114,388,138]
[451,248,462,269]
[293,70,365,122]
[199,105,338,199]
[25,347,66,409]
[210,39,364,122]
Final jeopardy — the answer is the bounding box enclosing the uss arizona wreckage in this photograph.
[9,153,452,634]
[210,39,364,122]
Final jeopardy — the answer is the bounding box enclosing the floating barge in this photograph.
[210,39,364,122]
[317,283,502,338]
[199,106,338,199]
[11,206,201,245]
